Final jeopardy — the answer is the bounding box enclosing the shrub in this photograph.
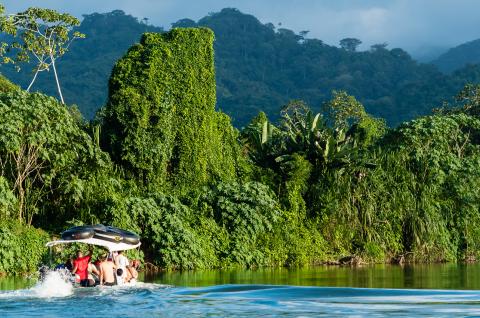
[200,181,282,266]
[0,220,49,275]
[105,193,219,269]
[0,177,17,221]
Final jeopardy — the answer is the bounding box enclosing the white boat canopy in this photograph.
[46,238,141,252]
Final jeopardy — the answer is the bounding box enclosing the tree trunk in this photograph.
[26,69,40,92]
[18,185,24,222]
[50,55,64,104]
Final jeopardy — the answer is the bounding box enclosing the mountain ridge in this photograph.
[0,8,479,127]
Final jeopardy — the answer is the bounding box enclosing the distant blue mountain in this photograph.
[1,8,479,127]
[432,39,480,73]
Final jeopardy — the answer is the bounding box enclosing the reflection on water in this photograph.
[2,264,480,317]
[144,263,480,290]
[0,276,33,291]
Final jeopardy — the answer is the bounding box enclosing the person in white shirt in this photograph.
[115,250,129,284]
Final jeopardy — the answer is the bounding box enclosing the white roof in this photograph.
[46,238,141,252]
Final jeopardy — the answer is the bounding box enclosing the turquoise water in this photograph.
[2,264,480,317]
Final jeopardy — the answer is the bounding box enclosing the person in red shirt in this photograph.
[71,248,93,287]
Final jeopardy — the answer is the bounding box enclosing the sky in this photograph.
[2,0,480,60]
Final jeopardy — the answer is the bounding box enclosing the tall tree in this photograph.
[339,38,362,52]
[0,7,85,103]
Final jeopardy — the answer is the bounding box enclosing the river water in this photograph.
[1,264,480,317]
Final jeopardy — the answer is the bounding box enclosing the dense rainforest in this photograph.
[433,39,480,74]
[1,7,480,276]
[2,8,480,128]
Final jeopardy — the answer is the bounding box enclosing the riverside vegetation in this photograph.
[1,7,480,275]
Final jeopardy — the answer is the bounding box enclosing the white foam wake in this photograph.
[0,270,73,299]
[30,270,74,297]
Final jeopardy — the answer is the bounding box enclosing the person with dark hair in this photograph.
[71,248,93,287]
[116,268,124,282]
[65,258,73,271]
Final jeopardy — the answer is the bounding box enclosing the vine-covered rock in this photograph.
[102,28,242,193]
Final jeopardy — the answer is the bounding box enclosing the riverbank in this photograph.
[0,220,473,278]
[1,216,477,278]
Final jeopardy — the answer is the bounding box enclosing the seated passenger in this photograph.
[65,258,73,271]
[88,262,100,286]
[126,259,139,283]
[99,254,116,286]
[72,249,93,287]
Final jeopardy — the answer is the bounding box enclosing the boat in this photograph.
[45,224,141,287]
[46,224,141,251]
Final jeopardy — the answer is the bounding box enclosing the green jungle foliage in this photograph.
[2,10,480,274]
[0,90,105,226]
[0,74,18,92]
[1,9,480,127]
[0,220,49,275]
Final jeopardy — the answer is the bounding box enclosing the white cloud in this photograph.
[358,7,388,36]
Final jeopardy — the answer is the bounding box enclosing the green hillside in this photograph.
[1,8,479,127]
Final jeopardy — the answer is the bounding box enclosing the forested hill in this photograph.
[1,8,480,127]
[432,39,480,74]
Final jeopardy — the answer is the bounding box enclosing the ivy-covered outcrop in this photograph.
[101,28,242,193]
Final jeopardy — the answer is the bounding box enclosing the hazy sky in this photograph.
[2,0,480,58]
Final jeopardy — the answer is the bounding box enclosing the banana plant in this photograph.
[241,96,383,177]
[240,112,282,167]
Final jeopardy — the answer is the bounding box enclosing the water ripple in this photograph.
[2,277,480,317]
